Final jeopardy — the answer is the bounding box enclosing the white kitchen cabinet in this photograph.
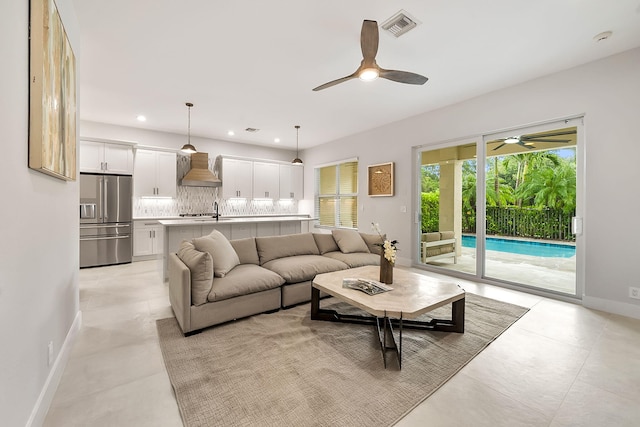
[279,164,303,199]
[79,140,134,174]
[134,149,177,198]
[222,158,253,199]
[133,221,164,257]
[253,162,280,199]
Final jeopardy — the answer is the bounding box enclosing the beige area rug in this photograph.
[156,294,528,427]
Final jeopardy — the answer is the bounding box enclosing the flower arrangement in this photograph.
[372,222,398,265]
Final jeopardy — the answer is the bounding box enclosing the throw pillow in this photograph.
[313,233,340,254]
[255,233,320,264]
[332,229,370,254]
[176,240,214,306]
[194,230,240,277]
[230,237,260,265]
[360,232,384,255]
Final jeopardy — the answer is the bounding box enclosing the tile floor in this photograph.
[43,260,640,426]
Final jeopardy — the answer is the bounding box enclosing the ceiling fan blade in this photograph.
[522,138,571,143]
[312,73,358,91]
[361,20,379,62]
[493,143,507,151]
[379,68,428,85]
[521,130,576,140]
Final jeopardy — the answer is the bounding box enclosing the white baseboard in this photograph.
[26,310,82,427]
[582,296,640,320]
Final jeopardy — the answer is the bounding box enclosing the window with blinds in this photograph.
[315,160,358,228]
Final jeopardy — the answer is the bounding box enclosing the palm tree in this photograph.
[516,161,576,213]
[503,151,562,207]
[486,156,514,207]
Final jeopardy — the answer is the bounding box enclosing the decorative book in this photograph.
[342,278,393,296]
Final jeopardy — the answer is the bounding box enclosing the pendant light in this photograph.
[180,102,197,154]
[292,125,303,164]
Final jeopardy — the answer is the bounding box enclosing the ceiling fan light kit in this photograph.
[312,19,428,91]
[180,102,197,154]
[359,68,379,81]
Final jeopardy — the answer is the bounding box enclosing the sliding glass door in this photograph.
[483,120,580,295]
[416,118,583,298]
[417,139,478,276]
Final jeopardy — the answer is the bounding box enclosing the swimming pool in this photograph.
[461,235,575,258]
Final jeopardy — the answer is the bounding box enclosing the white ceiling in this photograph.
[73,0,640,150]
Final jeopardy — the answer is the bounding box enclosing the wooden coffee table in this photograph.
[311,266,465,369]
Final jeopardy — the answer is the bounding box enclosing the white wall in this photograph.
[0,0,81,425]
[303,48,640,318]
[80,120,297,162]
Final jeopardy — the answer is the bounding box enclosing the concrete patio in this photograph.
[424,246,577,295]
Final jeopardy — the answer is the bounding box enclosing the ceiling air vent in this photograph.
[245,127,260,133]
[381,10,419,38]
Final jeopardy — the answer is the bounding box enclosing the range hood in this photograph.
[180,152,222,187]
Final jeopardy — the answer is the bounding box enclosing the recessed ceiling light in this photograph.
[274,138,281,143]
[593,31,612,42]
[136,115,146,122]
[227,130,235,136]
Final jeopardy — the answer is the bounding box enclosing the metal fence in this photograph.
[462,207,575,241]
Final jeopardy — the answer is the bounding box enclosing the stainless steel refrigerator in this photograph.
[79,173,133,268]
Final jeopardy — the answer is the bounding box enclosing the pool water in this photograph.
[461,235,575,258]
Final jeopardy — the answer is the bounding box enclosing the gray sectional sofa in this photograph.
[168,229,383,335]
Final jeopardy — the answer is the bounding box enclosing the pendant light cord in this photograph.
[187,103,192,144]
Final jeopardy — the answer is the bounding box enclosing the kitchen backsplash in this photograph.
[133,154,298,217]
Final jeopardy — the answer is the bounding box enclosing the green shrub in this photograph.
[421,192,439,233]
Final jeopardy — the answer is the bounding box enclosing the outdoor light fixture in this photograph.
[180,102,197,154]
[504,137,520,144]
[291,125,303,164]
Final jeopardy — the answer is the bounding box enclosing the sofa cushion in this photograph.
[176,240,213,306]
[423,232,441,243]
[262,255,348,283]
[440,231,455,240]
[207,264,284,303]
[332,229,370,254]
[359,232,384,255]
[313,233,340,255]
[194,230,240,278]
[230,237,259,265]
[255,233,320,264]
[323,251,380,268]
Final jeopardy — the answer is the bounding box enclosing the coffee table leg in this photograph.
[399,314,403,370]
[452,298,465,333]
[310,286,320,320]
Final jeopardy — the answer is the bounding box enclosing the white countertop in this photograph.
[158,215,315,226]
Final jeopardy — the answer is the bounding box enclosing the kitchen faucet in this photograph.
[214,201,219,221]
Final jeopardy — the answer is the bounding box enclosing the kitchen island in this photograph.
[159,215,315,280]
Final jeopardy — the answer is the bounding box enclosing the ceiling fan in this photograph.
[492,130,576,151]
[312,20,428,91]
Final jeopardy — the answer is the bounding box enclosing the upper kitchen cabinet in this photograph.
[134,149,177,198]
[79,140,134,174]
[279,164,303,199]
[253,161,279,199]
[221,157,253,199]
